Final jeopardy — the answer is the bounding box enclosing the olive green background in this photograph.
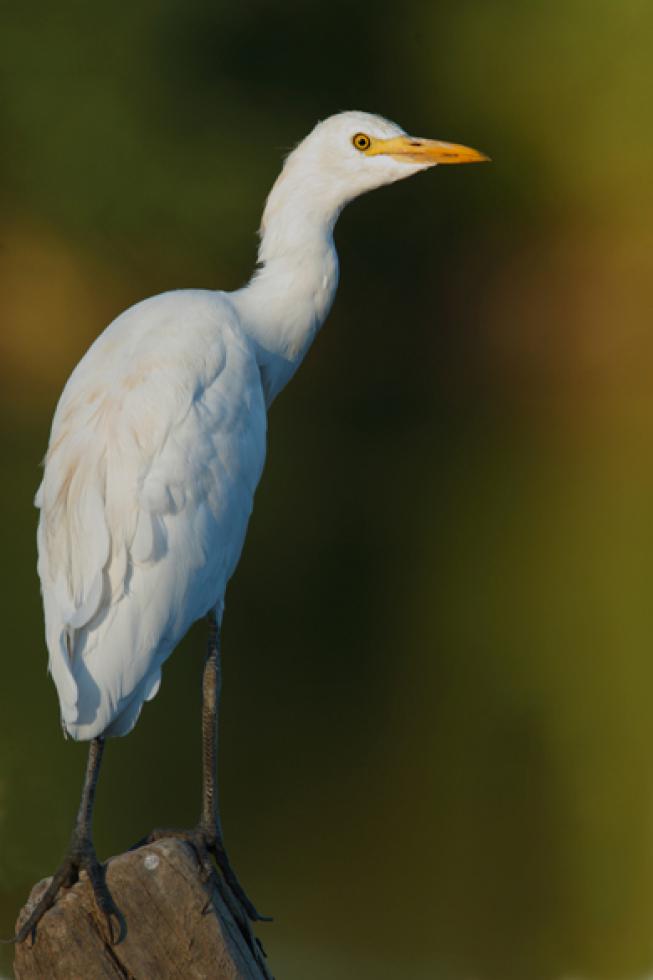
[2,2,653,978]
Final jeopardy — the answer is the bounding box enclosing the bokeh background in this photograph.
[2,1,653,978]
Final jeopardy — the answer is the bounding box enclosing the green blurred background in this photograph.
[2,1,653,978]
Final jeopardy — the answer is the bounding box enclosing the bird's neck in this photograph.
[230,172,342,405]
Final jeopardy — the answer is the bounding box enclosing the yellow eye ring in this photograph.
[352,133,371,152]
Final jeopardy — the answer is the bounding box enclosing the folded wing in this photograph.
[36,290,267,740]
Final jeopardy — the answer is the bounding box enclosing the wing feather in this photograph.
[36,290,267,739]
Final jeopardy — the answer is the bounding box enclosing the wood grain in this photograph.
[14,839,272,980]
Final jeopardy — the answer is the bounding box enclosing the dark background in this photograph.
[2,2,653,978]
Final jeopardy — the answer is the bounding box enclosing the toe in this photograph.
[11,858,80,945]
[82,854,125,944]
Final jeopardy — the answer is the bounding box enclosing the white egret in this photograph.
[17,111,488,950]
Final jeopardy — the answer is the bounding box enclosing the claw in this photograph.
[84,855,124,945]
[103,909,123,945]
[98,896,124,946]
[210,839,272,923]
[138,825,270,921]
[136,825,271,971]
[10,842,123,947]
[10,861,77,946]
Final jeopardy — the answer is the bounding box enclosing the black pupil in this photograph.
[357,136,367,147]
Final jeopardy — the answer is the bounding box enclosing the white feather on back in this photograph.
[36,289,267,739]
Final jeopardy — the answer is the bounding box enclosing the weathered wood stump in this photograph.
[14,839,273,980]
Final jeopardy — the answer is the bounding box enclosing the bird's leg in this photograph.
[141,613,271,973]
[200,609,222,834]
[146,614,268,921]
[198,612,269,922]
[13,737,122,946]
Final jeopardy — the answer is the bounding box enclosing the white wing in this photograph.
[36,289,267,740]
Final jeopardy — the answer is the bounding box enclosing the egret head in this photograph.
[306,111,487,190]
[260,111,488,250]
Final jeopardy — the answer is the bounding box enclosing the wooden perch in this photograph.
[13,839,273,980]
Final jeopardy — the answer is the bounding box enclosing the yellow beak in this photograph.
[366,134,490,165]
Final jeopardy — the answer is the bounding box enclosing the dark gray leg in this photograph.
[199,612,268,921]
[144,612,269,924]
[141,612,271,974]
[200,610,221,832]
[13,737,122,945]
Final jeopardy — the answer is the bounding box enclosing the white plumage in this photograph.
[35,111,487,743]
[37,290,266,739]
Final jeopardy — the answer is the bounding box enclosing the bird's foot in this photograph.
[133,824,272,975]
[12,831,123,946]
[140,823,270,921]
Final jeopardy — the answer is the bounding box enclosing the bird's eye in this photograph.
[352,133,371,152]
